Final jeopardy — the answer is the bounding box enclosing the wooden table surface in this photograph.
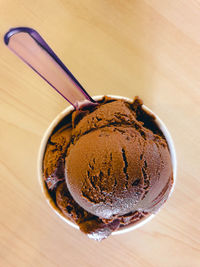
[1,1,200,266]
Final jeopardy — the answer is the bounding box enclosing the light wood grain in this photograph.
[0,1,200,266]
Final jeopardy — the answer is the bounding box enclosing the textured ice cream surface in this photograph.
[66,99,172,219]
[43,96,173,240]
[43,124,71,190]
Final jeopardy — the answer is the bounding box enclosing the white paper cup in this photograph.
[37,95,177,235]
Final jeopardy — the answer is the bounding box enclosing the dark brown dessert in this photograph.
[43,97,173,241]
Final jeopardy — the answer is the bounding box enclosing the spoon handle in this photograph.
[4,27,95,108]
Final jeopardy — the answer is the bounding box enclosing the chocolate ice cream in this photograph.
[43,96,173,240]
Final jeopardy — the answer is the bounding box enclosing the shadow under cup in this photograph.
[37,95,177,235]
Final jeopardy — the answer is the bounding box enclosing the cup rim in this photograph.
[37,95,177,235]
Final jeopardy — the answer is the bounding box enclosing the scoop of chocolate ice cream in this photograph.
[65,100,172,219]
[43,96,173,240]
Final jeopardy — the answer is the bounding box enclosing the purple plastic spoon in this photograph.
[4,27,97,109]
